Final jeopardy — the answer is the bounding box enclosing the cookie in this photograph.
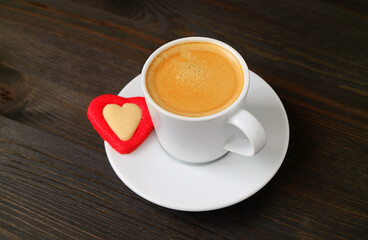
[87,94,154,154]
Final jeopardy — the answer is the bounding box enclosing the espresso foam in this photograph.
[146,42,244,117]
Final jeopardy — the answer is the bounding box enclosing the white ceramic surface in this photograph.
[141,37,266,162]
[105,71,289,211]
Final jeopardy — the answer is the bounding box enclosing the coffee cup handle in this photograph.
[224,110,267,157]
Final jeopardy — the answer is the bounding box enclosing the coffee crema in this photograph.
[146,42,244,117]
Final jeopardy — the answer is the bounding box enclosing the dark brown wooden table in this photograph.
[1,0,367,239]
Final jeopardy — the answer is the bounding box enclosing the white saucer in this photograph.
[105,71,289,212]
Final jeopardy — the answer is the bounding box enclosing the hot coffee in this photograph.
[146,42,244,117]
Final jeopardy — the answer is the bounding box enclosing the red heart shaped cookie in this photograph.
[87,94,153,154]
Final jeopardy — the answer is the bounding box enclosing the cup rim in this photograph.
[141,36,250,122]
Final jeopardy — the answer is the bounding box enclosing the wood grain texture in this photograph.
[1,0,367,239]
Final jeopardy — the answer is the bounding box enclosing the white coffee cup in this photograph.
[141,37,266,163]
